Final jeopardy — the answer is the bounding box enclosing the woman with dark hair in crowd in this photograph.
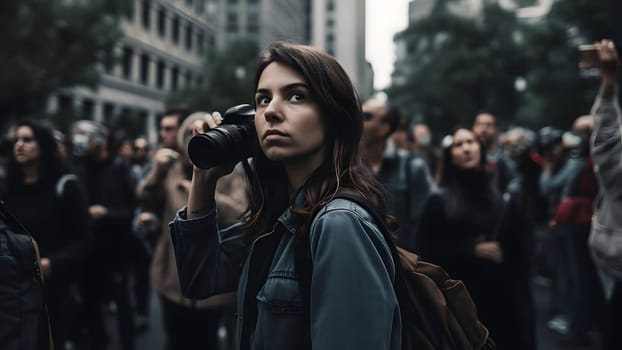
[2,119,91,349]
[170,41,402,349]
[415,127,534,350]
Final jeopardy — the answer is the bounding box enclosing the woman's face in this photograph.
[450,129,481,170]
[13,126,40,165]
[254,62,326,166]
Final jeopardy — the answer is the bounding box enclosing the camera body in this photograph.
[187,104,256,169]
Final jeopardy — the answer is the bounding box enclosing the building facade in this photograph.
[311,0,372,100]
[47,0,218,142]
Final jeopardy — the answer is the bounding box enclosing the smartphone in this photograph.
[578,44,599,69]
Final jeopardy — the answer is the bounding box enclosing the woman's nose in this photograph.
[264,98,282,122]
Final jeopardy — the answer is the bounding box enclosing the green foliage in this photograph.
[516,0,622,129]
[0,0,128,120]
[168,39,259,114]
[387,2,526,134]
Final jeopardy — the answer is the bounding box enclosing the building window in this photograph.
[156,60,165,89]
[81,99,94,120]
[185,0,193,6]
[172,16,180,44]
[157,8,166,38]
[103,103,115,120]
[142,0,151,30]
[197,30,204,53]
[326,33,335,56]
[171,66,179,91]
[196,0,205,14]
[185,24,193,51]
[122,47,133,80]
[327,0,334,11]
[185,71,192,86]
[140,54,150,85]
[125,0,134,21]
[227,13,238,32]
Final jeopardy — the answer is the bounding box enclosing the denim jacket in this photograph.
[169,192,401,350]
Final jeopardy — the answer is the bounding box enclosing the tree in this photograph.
[387,0,526,135]
[0,0,128,123]
[168,39,259,114]
[517,0,622,129]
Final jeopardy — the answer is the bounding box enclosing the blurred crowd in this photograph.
[0,42,620,350]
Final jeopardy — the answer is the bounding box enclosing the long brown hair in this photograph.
[241,41,389,242]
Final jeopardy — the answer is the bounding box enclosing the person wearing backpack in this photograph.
[586,39,622,350]
[1,119,91,350]
[170,42,402,350]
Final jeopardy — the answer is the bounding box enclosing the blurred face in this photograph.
[133,138,149,162]
[451,129,481,170]
[472,113,497,146]
[413,124,431,147]
[361,103,389,144]
[160,115,180,149]
[254,62,326,166]
[13,126,40,165]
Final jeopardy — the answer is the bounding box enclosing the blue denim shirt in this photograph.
[170,193,401,350]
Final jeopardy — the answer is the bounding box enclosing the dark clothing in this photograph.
[159,296,223,350]
[76,156,136,350]
[374,149,433,251]
[2,174,90,349]
[415,169,534,350]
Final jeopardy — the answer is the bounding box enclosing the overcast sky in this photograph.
[366,0,410,90]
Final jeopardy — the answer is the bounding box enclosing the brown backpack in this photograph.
[295,194,495,350]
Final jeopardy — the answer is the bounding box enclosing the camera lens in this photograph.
[187,124,256,169]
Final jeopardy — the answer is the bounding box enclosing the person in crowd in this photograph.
[136,110,238,350]
[1,119,91,350]
[131,135,151,181]
[415,127,535,350]
[473,112,514,192]
[386,111,411,156]
[170,41,402,350]
[411,123,438,176]
[361,98,434,251]
[70,120,136,350]
[586,39,622,350]
[538,116,603,344]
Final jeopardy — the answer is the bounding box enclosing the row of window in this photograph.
[127,0,214,54]
[114,46,203,92]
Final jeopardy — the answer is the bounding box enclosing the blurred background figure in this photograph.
[415,127,535,350]
[136,109,238,350]
[361,97,434,251]
[71,119,137,350]
[586,39,622,350]
[410,123,438,177]
[1,119,91,350]
[473,112,515,193]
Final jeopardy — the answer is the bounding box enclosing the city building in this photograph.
[47,0,218,142]
[311,0,373,99]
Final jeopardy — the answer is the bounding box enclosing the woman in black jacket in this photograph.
[415,127,534,350]
[2,120,91,350]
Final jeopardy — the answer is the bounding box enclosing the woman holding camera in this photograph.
[169,42,401,349]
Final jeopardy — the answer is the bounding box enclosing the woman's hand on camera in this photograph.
[191,111,236,178]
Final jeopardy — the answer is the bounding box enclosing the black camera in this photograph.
[187,104,256,169]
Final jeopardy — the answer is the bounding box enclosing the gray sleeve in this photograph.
[591,85,622,198]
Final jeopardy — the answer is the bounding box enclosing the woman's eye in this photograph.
[256,96,270,106]
[289,93,305,102]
